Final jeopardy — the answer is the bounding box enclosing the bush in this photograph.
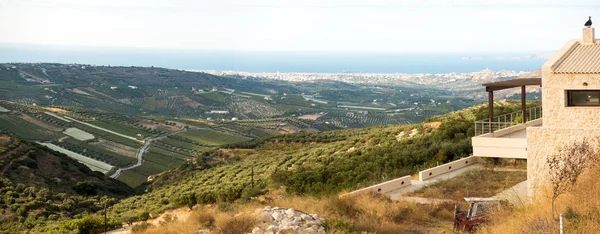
[131,222,153,233]
[73,181,97,196]
[62,215,120,234]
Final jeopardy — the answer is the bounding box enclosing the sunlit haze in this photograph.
[2,0,599,52]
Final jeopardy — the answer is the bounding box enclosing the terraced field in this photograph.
[0,114,61,140]
[177,129,250,146]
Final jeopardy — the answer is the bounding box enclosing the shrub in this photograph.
[131,222,153,233]
[73,181,97,196]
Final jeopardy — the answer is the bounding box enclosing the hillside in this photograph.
[0,63,477,127]
[0,134,132,232]
[0,99,538,233]
[107,101,535,223]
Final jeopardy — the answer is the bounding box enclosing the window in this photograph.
[567,90,600,106]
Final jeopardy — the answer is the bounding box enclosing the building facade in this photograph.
[528,27,600,196]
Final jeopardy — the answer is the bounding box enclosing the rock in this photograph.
[272,211,283,221]
[252,227,264,234]
[300,214,311,221]
[262,211,274,222]
[253,207,326,234]
[266,224,278,233]
[301,227,318,234]
[285,208,296,217]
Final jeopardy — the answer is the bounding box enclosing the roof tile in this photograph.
[553,42,600,73]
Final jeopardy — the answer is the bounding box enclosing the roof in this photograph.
[552,42,600,73]
[482,78,542,92]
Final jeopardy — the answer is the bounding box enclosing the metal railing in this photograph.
[474,106,542,136]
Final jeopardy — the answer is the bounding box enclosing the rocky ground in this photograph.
[250,206,326,234]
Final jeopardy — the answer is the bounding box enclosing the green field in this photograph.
[90,119,151,139]
[0,114,61,141]
[177,129,250,146]
[60,138,137,167]
[71,123,142,148]
[118,170,149,188]
[158,137,213,152]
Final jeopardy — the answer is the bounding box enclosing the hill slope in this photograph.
[0,134,132,232]
[108,101,533,222]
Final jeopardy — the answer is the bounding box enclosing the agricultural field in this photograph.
[177,129,250,146]
[39,142,114,174]
[70,123,142,148]
[117,170,150,187]
[54,138,136,168]
[89,118,153,139]
[64,116,142,142]
[63,127,95,141]
[0,113,61,141]
[89,138,138,158]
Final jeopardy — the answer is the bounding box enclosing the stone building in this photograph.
[471,27,600,197]
[528,27,600,196]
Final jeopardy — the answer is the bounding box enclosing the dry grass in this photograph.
[214,213,258,234]
[408,169,527,202]
[269,193,455,233]
[478,160,600,234]
[137,193,455,234]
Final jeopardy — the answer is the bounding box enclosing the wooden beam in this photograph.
[521,86,526,123]
[488,91,494,132]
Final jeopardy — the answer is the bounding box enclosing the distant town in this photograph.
[197,69,527,87]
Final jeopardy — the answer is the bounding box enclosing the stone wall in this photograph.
[527,127,600,197]
[541,72,600,128]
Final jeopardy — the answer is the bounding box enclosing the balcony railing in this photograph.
[474,105,542,136]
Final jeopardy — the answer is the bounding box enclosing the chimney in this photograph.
[583,27,596,44]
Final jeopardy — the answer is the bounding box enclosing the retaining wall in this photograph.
[419,156,481,181]
[343,175,412,196]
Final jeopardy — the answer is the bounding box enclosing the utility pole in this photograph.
[251,165,254,190]
[103,200,107,234]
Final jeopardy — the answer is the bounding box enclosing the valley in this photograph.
[0,63,540,233]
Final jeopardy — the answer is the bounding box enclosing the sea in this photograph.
[0,44,548,74]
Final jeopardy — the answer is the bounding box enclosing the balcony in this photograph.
[470,78,542,159]
[472,106,542,159]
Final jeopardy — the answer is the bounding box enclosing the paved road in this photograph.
[108,128,205,179]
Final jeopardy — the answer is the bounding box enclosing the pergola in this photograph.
[482,78,542,129]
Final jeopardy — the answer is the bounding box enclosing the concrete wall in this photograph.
[419,156,481,181]
[527,127,600,197]
[472,137,527,159]
[343,175,412,196]
[472,119,542,159]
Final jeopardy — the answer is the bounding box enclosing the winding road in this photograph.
[108,129,189,179]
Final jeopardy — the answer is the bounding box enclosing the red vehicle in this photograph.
[453,198,500,232]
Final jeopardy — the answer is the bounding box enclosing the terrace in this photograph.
[471,78,542,159]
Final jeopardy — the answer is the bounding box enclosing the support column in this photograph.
[521,86,526,123]
[488,91,494,133]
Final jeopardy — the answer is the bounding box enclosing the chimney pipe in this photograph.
[583,28,596,44]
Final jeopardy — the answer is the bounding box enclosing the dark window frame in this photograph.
[567,90,600,106]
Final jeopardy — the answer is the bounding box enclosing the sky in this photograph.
[1,0,600,52]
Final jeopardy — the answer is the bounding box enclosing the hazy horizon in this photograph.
[0,43,547,73]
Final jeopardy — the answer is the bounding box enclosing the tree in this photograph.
[546,139,598,217]
[73,181,97,196]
